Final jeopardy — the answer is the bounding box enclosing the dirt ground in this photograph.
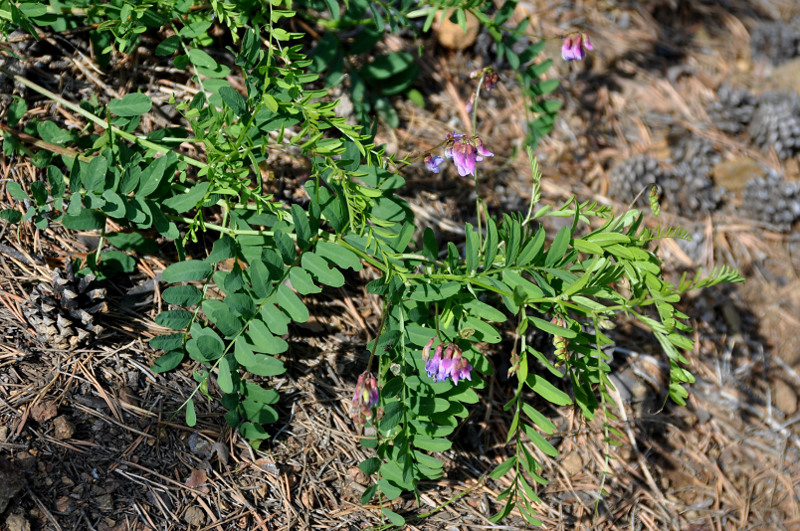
[2,1,800,530]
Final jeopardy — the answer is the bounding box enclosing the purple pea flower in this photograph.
[562,33,594,62]
[351,372,379,425]
[422,342,474,384]
[424,154,444,173]
[425,344,444,379]
[436,345,456,382]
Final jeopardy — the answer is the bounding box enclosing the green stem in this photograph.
[1,67,207,169]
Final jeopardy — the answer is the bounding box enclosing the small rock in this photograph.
[52,415,75,440]
[561,452,583,475]
[30,400,58,423]
[4,513,30,531]
[95,493,114,511]
[187,432,213,460]
[0,458,25,514]
[774,378,798,416]
[711,158,760,193]
[55,496,75,514]
[0,426,8,442]
[770,57,800,93]
[183,506,205,527]
[436,9,480,50]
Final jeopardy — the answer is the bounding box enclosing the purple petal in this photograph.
[562,37,575,60]
[437,356,454,382]
[425,154,444,173]
[452,143,476,177]
[475,138,493,158]
[571,40,586,61]
[582,33,594,51]
[425,355,440,379]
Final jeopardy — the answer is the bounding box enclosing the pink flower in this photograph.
[423,342,473,384]
[425,344,444,380]
[431,132,493,177]
[351,372,379,424]
[562,33,593,62]
[424,154,444,173]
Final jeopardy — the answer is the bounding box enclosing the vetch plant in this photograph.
[0,0,743,526]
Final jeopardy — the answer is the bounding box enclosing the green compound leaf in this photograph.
[527,374,572,406]
[149,333,184,352]
[234,337,285,376]
[529,315,577,338]
[359,457,381,475]
[136,156,167,197]
[275,284,308,323]
[489,456,517,480]
[155,309,193,330]
[289,266,321,295]
[109,93,152,117]
[162,181,210,213]
[6,182,29,201]
[185,398,196,426]
[301,252,344,287]
[217,354,236,394]
[82,156,107,193]
[162,285,203,306]
[203,299,243,337]
[315,241,363,271]
[545,225,571,267]
[246,318,288,355]
[381,508,405,526]
[207,236,236,263]
[62,209,105,230]
[291,204,311,250]
[377,479,402,500]
[155,35,181,56]
[1,209,22,223]
[151,349,184,373]
[162,260,212,283]
[219,86,247,116]
[259,303,290,335]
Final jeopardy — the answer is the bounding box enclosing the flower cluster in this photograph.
[469,67,499,92]
[466,67,501,113]
[424,132,494,177]
[551,316,570,366]
[351,372,379,425]
[562,33,593,61]
[422,338,473,384]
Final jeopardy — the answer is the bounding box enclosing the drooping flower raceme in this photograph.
[351,372,379,424]
[424,132,493,177]
[423,341,473,384]
[562,33,593,61]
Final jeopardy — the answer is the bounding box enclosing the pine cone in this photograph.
[23,262,108,348]
[608,156,668,205]
[742,169,800,231]
[748,91,800,159]
[706,84,757,134]
[665,133,724,215]
[750,21,800,65]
